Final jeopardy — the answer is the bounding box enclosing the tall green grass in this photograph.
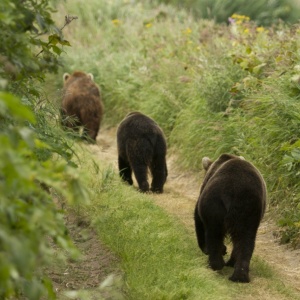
[155,0,300,26]
[52,0,300,246]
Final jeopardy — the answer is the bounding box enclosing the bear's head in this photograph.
[201,154,245,192]
[63,71,94,87]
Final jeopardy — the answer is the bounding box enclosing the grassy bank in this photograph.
[59,145,299,299]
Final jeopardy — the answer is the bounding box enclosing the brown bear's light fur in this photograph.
[61,71,104,142]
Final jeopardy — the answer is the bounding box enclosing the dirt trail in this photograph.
[91,127,300,296]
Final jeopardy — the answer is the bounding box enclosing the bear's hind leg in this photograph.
[118,156,133,185]
[128,140,151,192]
[206,226,226,270]
[150,156,167,193]
[82,117,99,142]
[226,246,238,267]
[229,233,257,283]
[131,163,149,192]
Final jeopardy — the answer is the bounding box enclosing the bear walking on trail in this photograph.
[61,71,104,142]
[117,112,168,193]
[194,154,266,283]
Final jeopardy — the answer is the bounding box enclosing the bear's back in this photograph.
[201,156,266,217]
[118,112,163,138]
[64,75,99,97]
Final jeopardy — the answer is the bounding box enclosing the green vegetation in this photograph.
[156,0,300,26]
[0,1,88,299]
[2,0,300,298]
[71,154,299,299]
[56,0,300,247]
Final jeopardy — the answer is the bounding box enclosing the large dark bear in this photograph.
[61,71,104,142]
[117,112,168,193]
[194,154,266,283]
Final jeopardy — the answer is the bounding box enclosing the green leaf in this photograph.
[59,39,71,46]
[51,45,62,55]
[48,34,59,45]
[0,92,35,123]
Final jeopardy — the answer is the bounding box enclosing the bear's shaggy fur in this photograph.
[61,71,104,141]
[117,112,168,193]
[194,154,266,283]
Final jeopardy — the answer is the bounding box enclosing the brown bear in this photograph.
[61,71,104,142]
[117,112,168,193]
[194,154,266,283]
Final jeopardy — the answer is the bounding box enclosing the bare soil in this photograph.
[47,210,123,299]
[49,127,300,298]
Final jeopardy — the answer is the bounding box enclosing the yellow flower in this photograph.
[256,27,264,32]
[231,14,250,22]
[244,28,249,33]
[183,27,192,35]
[145,23,152,28]
[112,19,121,26]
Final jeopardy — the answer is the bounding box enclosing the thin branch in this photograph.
[36,15,78,57]
[61,15,78,31]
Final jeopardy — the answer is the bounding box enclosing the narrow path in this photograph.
[91,127,300,296]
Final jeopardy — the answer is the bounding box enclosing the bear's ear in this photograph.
[87,73,94,81]
[202,157,212,171]
[63,73,70,82]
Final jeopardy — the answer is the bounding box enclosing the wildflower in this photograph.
[183,27,192,35]
[112,19,121,26]
[230,14,250,23]
[145,23,152,28]
[256,27,264,32]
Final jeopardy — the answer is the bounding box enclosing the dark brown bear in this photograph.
[61,71,104,142]
[194,154,266,283]
[117,112,168,193]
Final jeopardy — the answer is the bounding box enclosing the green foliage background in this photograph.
[155,0,300,26]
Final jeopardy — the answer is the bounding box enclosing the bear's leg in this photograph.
[127,140,151,192]
[131,163,149,192]
[206,225,226,270]
[82,118,99,142]
[150,156,167,193]
[226,246,237,267]
[118,156,133,185]
[194,206,208,254]
[229,232,257,283]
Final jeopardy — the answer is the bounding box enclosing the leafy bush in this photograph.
[0,1,89,298]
